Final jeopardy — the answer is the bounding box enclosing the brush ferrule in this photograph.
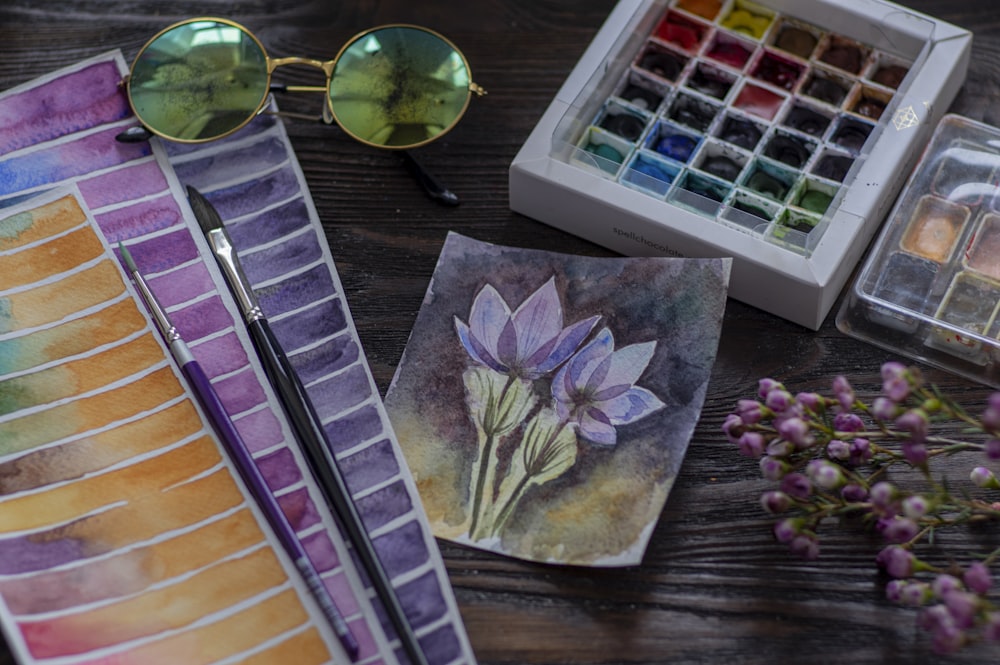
[206,228,261,321]
[131,270,175,341]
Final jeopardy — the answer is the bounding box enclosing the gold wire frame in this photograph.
[125,17,486,148]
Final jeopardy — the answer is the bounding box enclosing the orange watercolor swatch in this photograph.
[0,366,186,457]
[0,508,266,615]
[0,261,126,333]
[0,195,86,252]
[0,225,105,292]
[0,299,148,375]
[0,400,202,495]
[0,435,222,533]
[70,590,315,665]
[0,332,165,417]
[0,190,333,663]
[20,547,290,659]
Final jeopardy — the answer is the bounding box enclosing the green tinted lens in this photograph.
[328,25,472,149]
[128,19,270,142]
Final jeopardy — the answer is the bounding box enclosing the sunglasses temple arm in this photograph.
[115,125,154,143]
[402,151,460,207]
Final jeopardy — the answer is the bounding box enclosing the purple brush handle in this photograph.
[173,340,360,660]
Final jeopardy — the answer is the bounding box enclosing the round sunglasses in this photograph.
[125,18,485,149]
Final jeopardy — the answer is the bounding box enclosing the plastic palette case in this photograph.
[510,0,971,329]
[837,115,1000,387]
[566,0,913,243]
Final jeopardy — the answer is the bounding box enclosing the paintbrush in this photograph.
[118,242,360,661]
[186,186,429,665]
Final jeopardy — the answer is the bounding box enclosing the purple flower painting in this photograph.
[385,233,731,566]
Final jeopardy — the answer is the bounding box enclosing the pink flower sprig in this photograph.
[724,362,1000,654]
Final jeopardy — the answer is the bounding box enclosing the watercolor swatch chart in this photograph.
[0,50,475,665]
[0,188,336,663]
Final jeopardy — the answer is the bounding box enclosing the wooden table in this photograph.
[1,1,998,663]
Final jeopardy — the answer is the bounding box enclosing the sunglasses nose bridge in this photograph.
[268,56,336,78]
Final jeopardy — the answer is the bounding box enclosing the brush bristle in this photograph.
[186,185,225,233]
[119,242,138,273]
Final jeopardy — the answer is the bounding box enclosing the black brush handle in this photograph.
[245,316,428,665]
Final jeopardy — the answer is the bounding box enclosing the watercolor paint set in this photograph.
[838,115,1000,387]
[510,0,971,329]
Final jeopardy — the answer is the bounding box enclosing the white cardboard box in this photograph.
[510,0,971,329]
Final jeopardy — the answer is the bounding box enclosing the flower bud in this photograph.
[736,399,764,424]
[765,389,793,412]
[902,495,930,519]
[872,396,899,421]
[900,580,932,607]
[841,483,868,502]
[931,574,962,598]
[757,378,784,399]
[826,440,850,461]
[902,440,928,466]
[760,491,792,514]
[963,562,992,595]
[736,431,766,458]
[885,579,906,603]
[943,590,979,629]
[895,409,929,443]
[780,472,812,499]
[765,438,795,458]
[795,391,825,412]
[877,545,917,578]
[806,460,844,490]
[849,437,873,465]
[833,411,864,433]
[721,413,744,444]
[773,517,801,543]
[986,438,1000,461]
[759,456,788,481]
[881,516,919,544]
[971,466,1000,489]
[789,532,820,560]
[880,361,908,383]
[870,481,897,509]
[776,416,812,448]
[882,370,911,402]
[832,377,855,412]
[982,394,1000,431]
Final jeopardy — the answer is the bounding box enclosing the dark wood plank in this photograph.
[1,2,998,664]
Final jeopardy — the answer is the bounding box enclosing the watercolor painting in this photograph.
[0,187,336,663]
[0,51,476,664]
[385,233,731,566]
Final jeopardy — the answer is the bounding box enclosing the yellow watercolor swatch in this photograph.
[0,225,104,292]
[0,190,333,663]
[0,400,202,495]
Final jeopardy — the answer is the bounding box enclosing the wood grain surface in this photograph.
[2,1,999,663]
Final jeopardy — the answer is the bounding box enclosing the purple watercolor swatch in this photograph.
[0,49,475,665]
[171,101,476,664]
[0,60,129,154]
[0,53,367,663]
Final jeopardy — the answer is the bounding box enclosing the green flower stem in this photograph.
[490,420,570,537]
[468,374,516,540]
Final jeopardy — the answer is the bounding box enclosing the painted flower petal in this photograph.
[512,277,564,362]
[455,317,506,373]
[468,284,512,362]
[535,315,601,374]
[567,328,614,388]
[579,406,617,446]
[597,386,666,425]
[598,341,658,393]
